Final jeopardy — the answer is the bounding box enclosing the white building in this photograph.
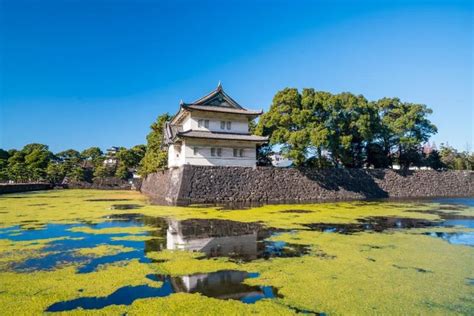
[103,146,119,166]
[269,153,293,168]
[164,84,268,168]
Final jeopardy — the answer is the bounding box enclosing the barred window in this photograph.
[217,148,222,157]
[233,148,238,157]
[211,148,216,156]
[239,149,244,157]
[193,147,199,155]
[226,121,231,130]
[198,119,203,127]
[204,120,209,128]
[221,121,226,129]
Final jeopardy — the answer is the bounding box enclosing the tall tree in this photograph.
[258,88,436,169]
[81,147,104,167]
[139,114,171,176]
[0,149,10,181]
[256,88,310,166]
[374,98,437,169]
[6,144,53,182]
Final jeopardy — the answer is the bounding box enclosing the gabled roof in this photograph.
[170,84,262,124]
[187,82,244,109]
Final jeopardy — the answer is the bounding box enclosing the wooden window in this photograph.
[233,148,238,157]
[204,120,209,128]
[211,148,216,156]
[239,149,244,157]
[226,121,231,130]
[220,121,226,129]
[217,148,222,157]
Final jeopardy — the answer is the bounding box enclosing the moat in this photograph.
[0,190,473,314]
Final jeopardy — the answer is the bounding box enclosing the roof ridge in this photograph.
[189,85,245,110]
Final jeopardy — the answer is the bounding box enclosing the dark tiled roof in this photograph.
[163,122,183,145]
[191,83,244,109]
[176,130,268,142]
[181,104,262,115]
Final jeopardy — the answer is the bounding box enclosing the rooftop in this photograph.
[176,130,268,142]
[171,84,262,124]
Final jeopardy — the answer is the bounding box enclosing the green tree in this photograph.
[69,167,86,182]
[115,164,130,180]
[257,89,437,169]
[6,144,53,182]
[320,92,376,167]
[256,88,309,166]
[374,98,437,169]
[81,147,104,167]
[46,162,66,184]
[55,149,84,179]
[93,164,114,179]
[440,144,473,170]
[0,149,10,182]
[139,113,171,176]
[423,150,445,170]
[257,89,377,167]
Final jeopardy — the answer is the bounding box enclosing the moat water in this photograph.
[0,191,472,314]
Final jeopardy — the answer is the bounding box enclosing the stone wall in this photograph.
[140,166,474,205]
[64,177,140,190]
[140,168,186,204]
[0,183,53,195]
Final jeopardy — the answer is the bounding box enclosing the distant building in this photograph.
[164,84,268,168]
[103,146,119,166]
[269,153,293,168]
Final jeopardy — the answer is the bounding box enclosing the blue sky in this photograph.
[0,0,472,153]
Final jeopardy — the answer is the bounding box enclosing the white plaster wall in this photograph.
[168,143,186,168]
[182,139,257,167]
[182,112,249,134]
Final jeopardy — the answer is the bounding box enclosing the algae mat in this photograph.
[0,190,473,315]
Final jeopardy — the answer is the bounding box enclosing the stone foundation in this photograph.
[140,166,474,205]
[0,183,53,195]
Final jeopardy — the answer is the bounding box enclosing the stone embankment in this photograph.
[0,183,53,195]
[64,177,140,190]
[141,165,474,205]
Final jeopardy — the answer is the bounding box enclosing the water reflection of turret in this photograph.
[153,270,277,302]
[165,219,271,261]
[141,217,308,260]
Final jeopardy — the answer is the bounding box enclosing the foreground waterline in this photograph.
[0,190,473,315]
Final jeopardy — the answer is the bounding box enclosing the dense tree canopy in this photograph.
[0,143,145,184]
[439,144,473,170]
[139,113,171,176]
[257,88,438,169]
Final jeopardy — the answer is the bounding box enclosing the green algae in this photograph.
[74,245,136,257]
[0,237,84,270]
[68,225,155,235]
[110,235,159,242]
[50,294,296,316]
[0,190,473,314]
[243,230,474,314]
[0,260,159,315]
